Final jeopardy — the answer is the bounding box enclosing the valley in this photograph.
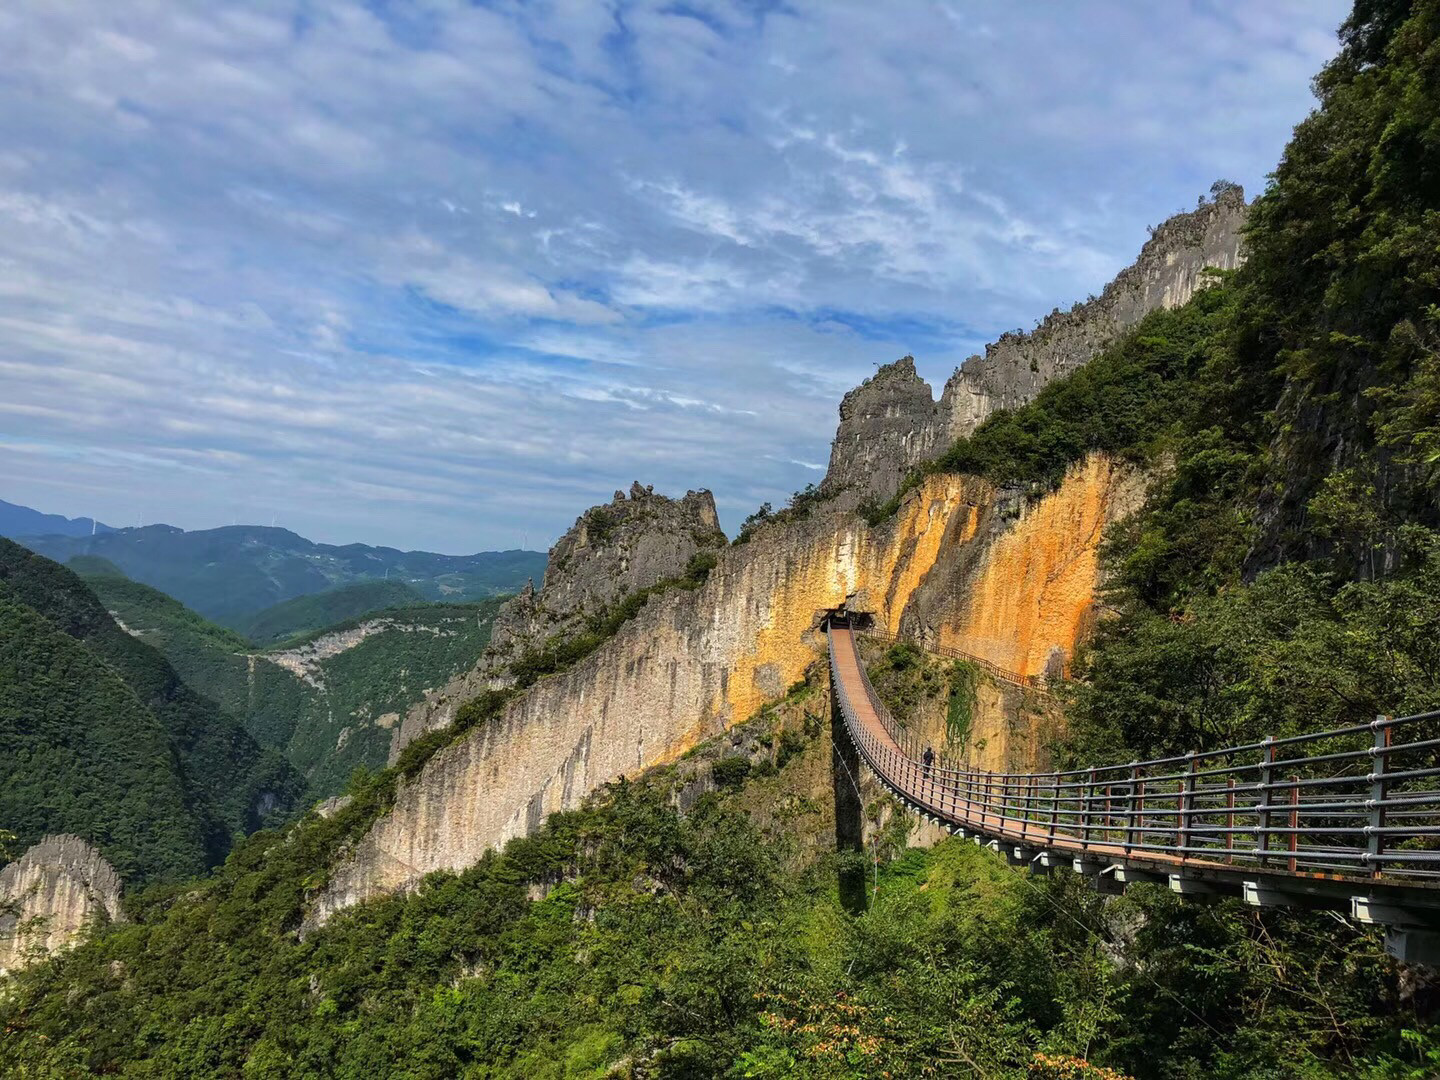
[3,3,1440,1077]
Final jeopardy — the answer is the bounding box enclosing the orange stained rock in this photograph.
[939,455,1142,677]
[720,474,975,730]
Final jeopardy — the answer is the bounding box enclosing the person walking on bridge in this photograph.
[922,745,935,779]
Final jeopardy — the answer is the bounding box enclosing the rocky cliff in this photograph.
[313,453,1137,925]
[823,188,1247,501]
[0,835,124,976]
[388,483,724,762]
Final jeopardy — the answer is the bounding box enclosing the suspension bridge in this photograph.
[825,616,1440,963]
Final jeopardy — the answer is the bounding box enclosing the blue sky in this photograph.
[0,0,1349,553]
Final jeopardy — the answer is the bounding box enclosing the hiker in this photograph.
[922,745,935,778]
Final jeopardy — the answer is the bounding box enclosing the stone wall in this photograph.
[0,834,124,976]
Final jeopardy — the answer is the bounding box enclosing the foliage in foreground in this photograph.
[2,767,1429,1080]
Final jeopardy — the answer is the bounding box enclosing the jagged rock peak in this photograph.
[821,187,1249,503]
[387,483,726,760]
[0,834,125,975]
[823,356,943,500]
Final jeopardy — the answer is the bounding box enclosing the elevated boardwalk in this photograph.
[826,620,1440,962]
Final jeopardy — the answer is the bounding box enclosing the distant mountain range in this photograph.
[4,500,545,626]
[0,498,113,539]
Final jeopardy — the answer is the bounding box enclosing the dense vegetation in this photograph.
[236,581,426,646]
[1,713,1430,1079]
[4,3,1439,1076]
[17,524,544,625]
[0,540,303,885]
[79,568,508,803]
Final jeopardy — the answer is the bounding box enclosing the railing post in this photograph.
[1082,766,1097,850]
[1369,716,1391,879]
[1177,751,1197,861]
[1048,773,1060,845]
[1125,762,1140,857]
[1258,737,1275,867]
[1021,775,1032,841]
[1225,777,1235,865]
[1287,775,1300,873]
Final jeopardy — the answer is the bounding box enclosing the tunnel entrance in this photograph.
[816,604,875,632]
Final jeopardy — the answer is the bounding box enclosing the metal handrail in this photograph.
[827,622,1440,882]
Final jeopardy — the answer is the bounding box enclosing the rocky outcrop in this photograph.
[822,357,948,501]
[267,617,459,689]
[388,483,725,762]
[823,188,1248,501]
[313,454,1135,926]
[0,835,124,975]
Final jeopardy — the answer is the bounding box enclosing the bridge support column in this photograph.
[1384,928,1440,966]
[829,666,867,915]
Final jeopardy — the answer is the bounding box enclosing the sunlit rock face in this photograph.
[0,835,124,976]
[311,455,1133,926]
[307,186,1231,929]
[389,483,724,762]
[824,189,1247,503]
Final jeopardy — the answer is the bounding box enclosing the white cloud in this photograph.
[0,0,1350,550]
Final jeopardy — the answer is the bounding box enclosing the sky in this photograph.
[0,0,1351,553]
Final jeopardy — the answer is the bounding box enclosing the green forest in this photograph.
[79,568,508,802]
[3,1,1440,1076]
[0,540,304,885]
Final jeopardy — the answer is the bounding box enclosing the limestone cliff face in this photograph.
[0,835,124,976]
[314,454,1130,925]
[388,483,724,763]
[901,455,1146,678]
[823,189,1248,501]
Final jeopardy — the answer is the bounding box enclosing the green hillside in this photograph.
[79,569,507,802]
[4,3,1439,1077]
[0,596,209,885]
[0,540,304,885]
[238,580,426,646]
[269,599,506,798]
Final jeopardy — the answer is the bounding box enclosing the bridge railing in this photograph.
[829,626,1440,880]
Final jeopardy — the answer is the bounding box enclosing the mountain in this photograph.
[0,539,303,886]
[5,5,1438,1076]
[0,498,113,540]
[78,569,508,801]
[17,523,544,627]
[237,580,426,646]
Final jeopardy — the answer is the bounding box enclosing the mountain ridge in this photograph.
[17,521,544,626]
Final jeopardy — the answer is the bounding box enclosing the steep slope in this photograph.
[0,596,212,885]
[0,539,304,870]
[238,580,425,646]
[0,498,112,540]
[19,524,544,626]
[315,455,1141,923]
[389,483,724,759]
[80,569,507,802]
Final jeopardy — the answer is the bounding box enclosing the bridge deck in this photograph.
[826,622,1440,929]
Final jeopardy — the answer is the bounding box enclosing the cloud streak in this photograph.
[0,0,1349,551]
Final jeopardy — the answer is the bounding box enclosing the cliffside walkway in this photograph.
[826,619,1440,961]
